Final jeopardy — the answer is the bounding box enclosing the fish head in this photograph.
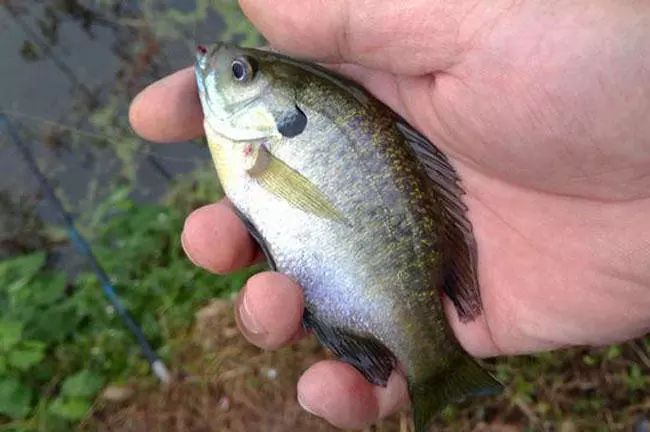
[195,43,305,192]
[194,43,286,143]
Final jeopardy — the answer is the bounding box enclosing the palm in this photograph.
[308,2,650,355]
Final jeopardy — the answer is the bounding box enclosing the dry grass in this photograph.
[85,299,400,432]
[86,300,649,432]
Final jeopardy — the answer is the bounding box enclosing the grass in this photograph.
[0,167,258,431]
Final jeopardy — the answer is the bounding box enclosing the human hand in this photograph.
[129,0,650,428]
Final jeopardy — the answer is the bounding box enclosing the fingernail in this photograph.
[297,390,319,416]
[238,288,265,335]
[180,229,200,267]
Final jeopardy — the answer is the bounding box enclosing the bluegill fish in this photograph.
[194,42,502,431]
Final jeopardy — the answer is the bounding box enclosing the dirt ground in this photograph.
[86,300,648,432]
[87,299,415,432]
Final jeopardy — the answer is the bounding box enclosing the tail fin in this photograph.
[409,357,503,432]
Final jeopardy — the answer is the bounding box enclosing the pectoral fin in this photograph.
[247,146,345,222]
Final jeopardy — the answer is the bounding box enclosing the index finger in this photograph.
[239,0,475,74]
[129,67,204,143]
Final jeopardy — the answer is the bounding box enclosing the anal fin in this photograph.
[303,311,396,386]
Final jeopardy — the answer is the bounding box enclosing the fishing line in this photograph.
[0,113,171,384]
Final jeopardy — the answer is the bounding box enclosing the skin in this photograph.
[129,0,650,429]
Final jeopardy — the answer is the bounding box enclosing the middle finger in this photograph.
[181,200,260,273]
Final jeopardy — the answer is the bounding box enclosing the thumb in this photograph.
[239,0,487,74]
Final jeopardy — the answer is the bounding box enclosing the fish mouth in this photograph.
[195,42,223,66]
[194,44,210,77]
[194,48,208,100]
[196,44,208,60]
[194,42,222,104]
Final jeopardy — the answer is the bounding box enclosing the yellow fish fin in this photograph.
[248,146,346,223]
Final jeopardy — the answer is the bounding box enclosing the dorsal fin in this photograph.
[395,121,481,322]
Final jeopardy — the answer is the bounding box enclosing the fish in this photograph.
[194,42,502,431]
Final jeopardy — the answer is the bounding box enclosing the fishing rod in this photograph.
[0,113,171,384]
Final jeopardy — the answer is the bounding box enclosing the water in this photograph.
[0,0,256,257]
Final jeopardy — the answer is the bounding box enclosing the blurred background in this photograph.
[0,1,647,431]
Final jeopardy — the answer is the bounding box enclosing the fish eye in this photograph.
[231,56,256,82]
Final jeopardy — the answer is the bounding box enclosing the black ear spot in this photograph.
[276,105,307,138]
